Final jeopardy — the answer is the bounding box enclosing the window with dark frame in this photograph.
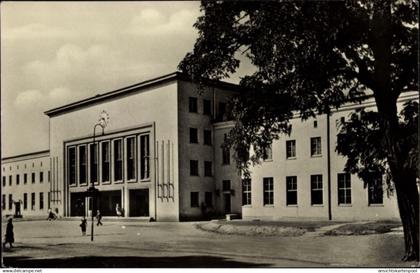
[189,128,198,144]
[2,194,5,210]
[126,137,136,180]
[189,97,198,113]
[9,175,12,186]
[102,141,110,182]
[368,173,383,205]
[16,174,20,185]
[39,192,44,210]
[242,179,251,206]
[314,120,318,128]
[310,137,322,156]
[222,147,230,165]
[190,192,199,207]
[204,161,212,177]
[114,139,123,181]
[23,193,27,210]
[48,192,51,209]
[263,177,274,206]
[263,144,273,160]
[2,176,5,187]
[31,192,35,210]
[40,172,44,183]
[223,180,231,191]
[190,160,199,176]
[311,175,323,205]
[205,192,213,207]
[286,140,296,159]
[286,176,298,205]
[24,173,27,184]
[31,173,35,184]
[90,143,98,183]
[79,146,87,184]
[338,173,352,205]
[68,147,76,185]
[48,171,51,182]
[204,130,212,145]
[140,134,150,180]
[203,99,211,115]
[8,194,13,210]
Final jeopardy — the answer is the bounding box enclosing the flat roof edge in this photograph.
[2,150,50,162]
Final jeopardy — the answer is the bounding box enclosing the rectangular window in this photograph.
[222,147,230,165]
[338,173,351,205]
[90,143,98,183]
[190,192,199,207]
[48,171,51,182]
[8,194,13,210]
[2,176,5,187]
[2,194,6,210]
[313,120,318,128]
[263,177,274,206]
[40,171,44,183]
[189,97,198,113]
[205,192,213,207]
[204,130,212,145]
[368,173,383,205]
[68,146,76,185]
[242,179,251,206]
[79,145,87,184]
[16,174,20,185]
[31,192,35,210]
[102,141,110,182]
[39,192,44,210]
[9,175,12,186]
[286,140,296,159]
[311,175,323,205]
[286,176,298,205]
[311,137,322,156]
[189,128,198,143]
[203,99,211,115]
[223,180,231,191]
[204,161,212,177]
[48,192,51,209]
[126,137,136,180]
[31,173,35,184]
[140,135,150,180]
[114,139,123,181]
[23,193,27,210]
[190,160,199,176]
[24,173,28,184]
[263,144,273,160]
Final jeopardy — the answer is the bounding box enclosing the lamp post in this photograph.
[90,110,109,242]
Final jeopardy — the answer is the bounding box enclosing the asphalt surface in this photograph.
[1,219,416,268]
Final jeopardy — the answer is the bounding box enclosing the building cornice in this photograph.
[2,150,50,163]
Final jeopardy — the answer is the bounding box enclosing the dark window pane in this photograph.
[191,192,199,207]
[114,140,123,181]
[126,138,136,180]
[204,161,212,177]
[79,146,87,184]
[68,147,76,185]
[203,99,211,115]
[242,179,251,205]
[90,144,98,183]
[102,142,110,182]
[204,130,212,145]
[205,192,213,207]
[189,128,198,143]
[189,97,198,113]
[190,160,199,176]
[140,135,150,179]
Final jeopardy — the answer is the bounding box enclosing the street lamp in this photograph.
[89,110,109,242]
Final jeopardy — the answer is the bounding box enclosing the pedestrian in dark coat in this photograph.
[3,218,14,248]
[80,217,87,236]
[96,210,103,226]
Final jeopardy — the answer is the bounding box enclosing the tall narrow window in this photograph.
[79,146,87,184]
[23,193,27,210]
[31,193,35,210]
[311,175,323,205]
[286,140,296,159]
[90,143,98,183]
[222,147,230,165]
[16,174,20,185]
[368,173,383,205]
[2,176,5,187]
[190,192,199,207]
[24,173,27,184]
[286,176,298,205]
[68,147,76,185]
[242,179,251,205]
[48,171,51,182]
[189,128,198,143]
[140,135,150,179]
[190,160,199,176]
[223,180,231,191]
[101,142,110,183]
[338,173,351,205]
[40,171,44,183]
[3,194,7,210]
[189,97,198,113]
[31,173,35,184]
[114,139,123,181]
[126,137,136,180]
[203,99,211,115]
[204,161,212,177]
[310,137,322,156]
[39,192,44,210]
[263,177,274,206]
[9,175,12,186]
[8,194,13,210]
[48,192,51,209]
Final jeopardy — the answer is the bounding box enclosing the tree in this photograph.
[178,0,419,261]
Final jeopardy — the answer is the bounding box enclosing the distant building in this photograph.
[1,72,417,221]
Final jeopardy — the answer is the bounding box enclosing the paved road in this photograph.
[1,219,415,268]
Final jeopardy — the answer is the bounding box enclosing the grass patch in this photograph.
[211,220,345,232]
[324,220,402,236]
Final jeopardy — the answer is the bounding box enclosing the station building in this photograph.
[1,72,417,221]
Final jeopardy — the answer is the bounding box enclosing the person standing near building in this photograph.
[80,217,87,236]
[3,218,14,249]
[116,204,122,217]
[96,210,103,226]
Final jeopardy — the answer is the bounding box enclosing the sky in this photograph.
[1,2,254,157]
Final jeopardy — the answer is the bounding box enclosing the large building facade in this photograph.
[1,72,417,221]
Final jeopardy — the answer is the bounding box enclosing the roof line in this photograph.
[2,149,50,161]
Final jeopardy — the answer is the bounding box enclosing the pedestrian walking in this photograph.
[96,210,103,226]
[80,217,87,236]
[3,218,14,249]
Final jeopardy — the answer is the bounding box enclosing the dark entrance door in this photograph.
[224,194,231,214]
[98,190,122,216]
[14,202,21,217]
[70,192,86,217]
[129,189,149,217]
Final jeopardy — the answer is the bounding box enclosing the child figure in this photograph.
[80,217,87,236]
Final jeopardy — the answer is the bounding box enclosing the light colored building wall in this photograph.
[1,151,50,217]
[48,80,180,221]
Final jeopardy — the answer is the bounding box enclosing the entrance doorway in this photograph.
[98,190,122,216]
[223,194,231,214]
[129,189,149,217]
[70,192,86,217]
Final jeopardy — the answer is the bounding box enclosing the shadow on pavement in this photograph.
[3,255,272,268]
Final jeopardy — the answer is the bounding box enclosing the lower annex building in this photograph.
[2,72,417,221]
